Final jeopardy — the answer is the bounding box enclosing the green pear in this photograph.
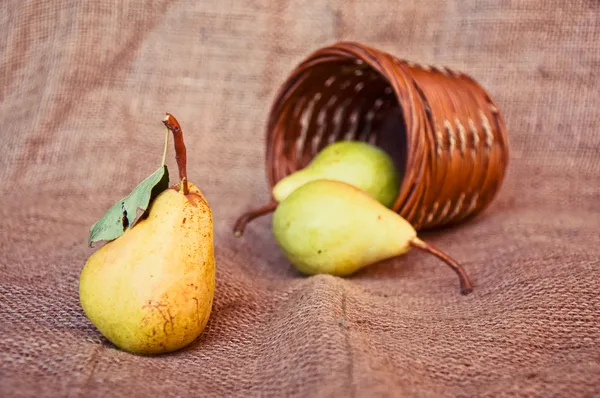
[272,179,473,295]
[79,114,216,355]
[233,140,400,236]
[273,140,400,207]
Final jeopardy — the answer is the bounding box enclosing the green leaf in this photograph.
[88,165,170,247]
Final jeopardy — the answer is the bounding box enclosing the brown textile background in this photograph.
[1,1,599,397]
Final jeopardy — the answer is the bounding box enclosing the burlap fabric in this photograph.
[1,1,599,397]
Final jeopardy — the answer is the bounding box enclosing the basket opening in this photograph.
[375,104,408,193]
[282,59,408,196]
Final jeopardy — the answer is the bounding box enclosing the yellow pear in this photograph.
[79,114,215,355]
[272,179,473,295]
[234,140,400,236]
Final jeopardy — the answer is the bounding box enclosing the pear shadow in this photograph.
[172,315,220,355]
[348,256,420,281]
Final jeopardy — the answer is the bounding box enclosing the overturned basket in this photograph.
[234,41,509,235]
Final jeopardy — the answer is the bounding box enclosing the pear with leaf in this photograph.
[80,114,215,355]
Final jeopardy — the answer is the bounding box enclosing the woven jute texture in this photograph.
[1,1,599,397]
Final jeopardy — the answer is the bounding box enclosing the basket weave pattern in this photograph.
[264,42,509,230]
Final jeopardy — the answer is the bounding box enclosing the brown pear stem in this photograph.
[233,202,278,237]
[162,113,188,195]
[409,237,473,296]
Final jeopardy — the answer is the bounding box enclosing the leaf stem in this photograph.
[161,127,169,167]
[233,202,278,237]
[162,113,188,195]
[409,237,474,295]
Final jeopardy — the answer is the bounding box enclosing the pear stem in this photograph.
[409,237,474,296]
[233,202,278,237]
[162,113,188,195]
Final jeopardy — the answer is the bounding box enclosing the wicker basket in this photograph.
[234,41,509,235]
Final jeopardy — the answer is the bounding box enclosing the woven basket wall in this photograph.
[263,41,509,231]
